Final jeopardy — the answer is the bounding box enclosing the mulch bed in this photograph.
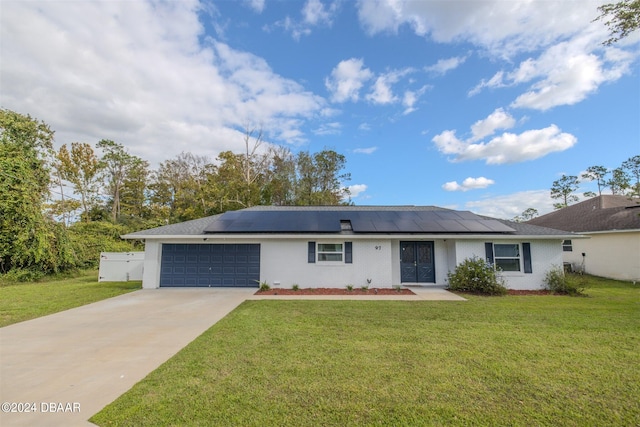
[255,287,416,295]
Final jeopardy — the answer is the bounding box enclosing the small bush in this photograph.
[346,284,354,291]
[292,284,299,291]
[447,256,507,296]
[361,285,369,291]
[544,266,586,296]
[393,285,402,292]
[2,268,46,283]
[258,281,270,292]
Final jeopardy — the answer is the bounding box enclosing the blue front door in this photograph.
[160,244,260,287]
[400,241,435,283]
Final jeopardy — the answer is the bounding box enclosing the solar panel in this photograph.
[203,208,516,234]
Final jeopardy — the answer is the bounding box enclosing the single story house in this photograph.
[122,205,578,290]
[526,195,640,281]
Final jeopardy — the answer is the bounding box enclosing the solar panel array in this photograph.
[203,209,516,234]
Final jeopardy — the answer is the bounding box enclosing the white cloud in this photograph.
[313,122,341,135]
[442,177,495,192]
[468,71,506,96]
[276,0,339,39]
[244,0,265,13]
[357,0,602,57]
[366,74,398,105]
[470,108,516,141]
[465,190,555,219]
[402,85,430,115]
[347,184,368,198]
[425,56,467,75]
[0,1,326,166]
[302,0,338,25]
[357,1,636,111]
[325,58,373,102]
[353,146,378,154]
[433,115,577,165]
[509,38,635,110]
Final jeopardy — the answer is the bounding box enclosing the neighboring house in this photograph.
[122,205,577,290]
[527,195,640,281]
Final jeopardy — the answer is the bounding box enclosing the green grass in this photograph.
[0,270,141,327]
[92,276,640,426]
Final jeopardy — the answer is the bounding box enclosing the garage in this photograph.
[160,243,260,287]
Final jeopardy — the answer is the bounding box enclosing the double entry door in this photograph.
[400,241,435,283]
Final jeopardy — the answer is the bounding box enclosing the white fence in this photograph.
[98,252,144,282]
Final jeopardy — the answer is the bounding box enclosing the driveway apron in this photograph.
[0,288,254,427]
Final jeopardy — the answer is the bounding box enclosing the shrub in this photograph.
[543,266,586,296]
[292,284,299,291]
[447,256,507,296]
[361,285,369,291]
[2,268,46,282]
[258,281,270,292]
[346,284,354,291]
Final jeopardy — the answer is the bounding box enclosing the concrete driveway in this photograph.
[0,288,254,427]
[0,286,463,426]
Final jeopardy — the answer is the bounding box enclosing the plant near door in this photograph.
[447,256,507,295]
[258,281,270,292]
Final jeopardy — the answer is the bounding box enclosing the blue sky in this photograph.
[1,0,638,219]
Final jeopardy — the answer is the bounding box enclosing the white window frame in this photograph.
[317,243,344,262]
[493,243,522,272]
[562,240,573,252]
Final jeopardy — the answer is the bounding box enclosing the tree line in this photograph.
[512,156,640,222]
[1,109,352,279]
[550,158,640,210]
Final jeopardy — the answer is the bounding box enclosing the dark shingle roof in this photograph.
[526,195,640,232]
[124,205,577,238]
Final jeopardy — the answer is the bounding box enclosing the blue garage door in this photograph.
[160,244,260,287]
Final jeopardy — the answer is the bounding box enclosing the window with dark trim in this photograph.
[494,243,521,271]
[562,240,573,252]
[318,243,343,261]
[308,242,353,263]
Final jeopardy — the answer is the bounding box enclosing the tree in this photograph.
[294,149,351,205]
[150,152,213,222]
[551,175,580,210]
[97,139,135,222]
[512,208,539,222]
[56,142,102,221]
[607,167,630,194]
[621,155,640,196]
[581,165,609,196]
[0,109,75,275]
[264,146,296,206]
[120,157,150,219]
[595,0,640,45]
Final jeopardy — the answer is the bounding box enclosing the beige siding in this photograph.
[563,231,640,281]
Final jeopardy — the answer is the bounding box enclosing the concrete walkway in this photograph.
[0,286,463,426]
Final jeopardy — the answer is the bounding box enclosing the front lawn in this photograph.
[0,270,141,327]
[92,276,639,426]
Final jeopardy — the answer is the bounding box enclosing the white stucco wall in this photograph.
[261,239,393,289]
[140,237,565,290]
[452,239,563,290]
[141,240,162,289]
[563,231,640,281]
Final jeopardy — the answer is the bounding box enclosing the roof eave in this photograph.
[122,232,583,240]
